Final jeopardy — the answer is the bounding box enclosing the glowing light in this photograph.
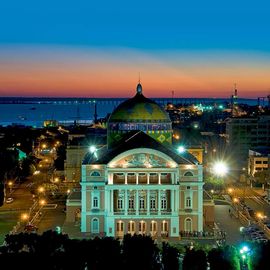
[39,199,46,205]
[233,198,239,203]
[228,188,233,194]
[89,145,97,153]
[242,246,249,252]
[21,213,29,221]
[38,186,45,193]
[239,227,244,232]
[177,146,185,153]
[41,144,47,149]
[212,161,228,176]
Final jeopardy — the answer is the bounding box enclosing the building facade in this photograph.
[248,148,270,176]
[226,115,270,170]
[67,83,204,239]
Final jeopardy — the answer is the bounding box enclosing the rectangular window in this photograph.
[129,198,134,209]
[186,197,191,208]
[117,198,123,209]
[93,197,99,208]
[139,198,145,209]
[150,198,156,209]
[161,198,167,210]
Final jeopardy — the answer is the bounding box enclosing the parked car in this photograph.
[5,197,14,204]
[24,223,38,232]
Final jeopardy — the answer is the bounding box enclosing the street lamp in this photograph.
[39,199,46,206]
[8,181,13,193]
[54,177,59,183]
[41,143,47,149]
[239,245,250,268]
[21,213,29,222]
[38,186,45,194]
[212,161,228,177]
[177,146,185,154]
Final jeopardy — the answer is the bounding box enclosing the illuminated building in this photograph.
[67,83,205,239]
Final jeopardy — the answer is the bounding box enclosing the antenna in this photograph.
[234,83,237,96]
[171,90,174,104]
[138,72,141,84]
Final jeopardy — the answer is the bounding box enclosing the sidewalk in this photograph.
[251,187,267,196]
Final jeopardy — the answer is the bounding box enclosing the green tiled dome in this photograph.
[107,83,172,148]
[109,84,170,122]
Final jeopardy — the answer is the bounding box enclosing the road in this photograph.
[215,204,244,245]
[230,186,270,220]
[0,180,34,243]
[0,151,66,243]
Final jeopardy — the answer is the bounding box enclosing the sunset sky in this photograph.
[0,0,269,98]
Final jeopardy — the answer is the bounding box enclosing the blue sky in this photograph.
[0,0,269,97]
[1,0,269,51]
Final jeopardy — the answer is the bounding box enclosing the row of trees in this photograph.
[0,231,269,270]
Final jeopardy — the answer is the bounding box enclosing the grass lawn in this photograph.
[0,211,19,244]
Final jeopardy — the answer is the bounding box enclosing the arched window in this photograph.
[185,218,192,232]
[184,171,193,177]
[117,221,124,232]
[128,221,135,234]
[186,197,192,208]
[150,221,157,235]
[91,218,99,233]
[139,221,146,234]
[90,171,101,177]
[162,221,168,233]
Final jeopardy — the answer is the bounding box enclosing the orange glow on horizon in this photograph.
[0,47,269,98]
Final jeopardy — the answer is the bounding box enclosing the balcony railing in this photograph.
[113,209,172,215]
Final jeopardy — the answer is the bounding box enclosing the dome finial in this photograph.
[136,72,142,94]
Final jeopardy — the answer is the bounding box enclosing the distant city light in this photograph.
[177,146,185,153]
[212,161,228,176]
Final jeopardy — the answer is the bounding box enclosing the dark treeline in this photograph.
[0,231,269,270]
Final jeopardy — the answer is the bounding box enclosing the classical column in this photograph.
[158,173,161,185]
[110,190,114,213]
[136,190,139,215]
[125,189,128,215]
[158,189,161,215]
[136,173,139,185]
[147,173,150,185]
[171,190,175,212]
[176,188,180,211]
[125,173,127,185]
[147,190,150,215]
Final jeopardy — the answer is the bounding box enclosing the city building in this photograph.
[248,147,270,176]
[66,83,206,239]
[65,131,106,182]
[226,115,270,170]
